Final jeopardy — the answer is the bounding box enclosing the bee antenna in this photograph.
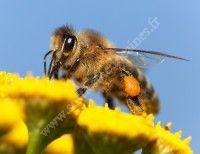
[43,50,53,75]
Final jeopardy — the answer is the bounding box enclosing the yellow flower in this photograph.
[74,101,193,154]
[0,119,27,154]
[2,120,28,149]
[0,72,84,154]
[73,101,155,153]
[0,98,24,135]
[0,75,77,102]
[143,122,192,154]
[0,72,193,154]
[44,134,74,154]
[0,72,19,98]
[0,72,19,84]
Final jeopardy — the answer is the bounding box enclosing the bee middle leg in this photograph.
[77,73,100,96]
[102,92,115,109]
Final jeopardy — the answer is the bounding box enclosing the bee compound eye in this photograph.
[64,35,76,52]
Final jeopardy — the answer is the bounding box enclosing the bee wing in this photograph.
[99,47,189,71]
[116,50,166,70]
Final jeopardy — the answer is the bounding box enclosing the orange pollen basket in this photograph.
[124,76,141,97]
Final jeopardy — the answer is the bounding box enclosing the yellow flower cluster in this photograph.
[0,72,77,102]
[0,72,193,154]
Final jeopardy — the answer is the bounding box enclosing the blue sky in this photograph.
[0,0,199,153]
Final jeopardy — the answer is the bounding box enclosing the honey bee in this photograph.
[44,25,188,115]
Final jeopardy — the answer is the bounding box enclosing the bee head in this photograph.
[50,25,77,60]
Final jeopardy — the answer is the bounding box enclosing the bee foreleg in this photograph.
[61,58,80,79]
[77,73,100,96]
[49,63,60,79]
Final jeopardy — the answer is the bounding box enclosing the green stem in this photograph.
[26,127,47,154]
[25,99,77,154]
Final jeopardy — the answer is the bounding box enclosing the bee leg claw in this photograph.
[77,88,87,96]
[106,97,114,109]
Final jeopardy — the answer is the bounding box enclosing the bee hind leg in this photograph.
[127,96,144,115]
